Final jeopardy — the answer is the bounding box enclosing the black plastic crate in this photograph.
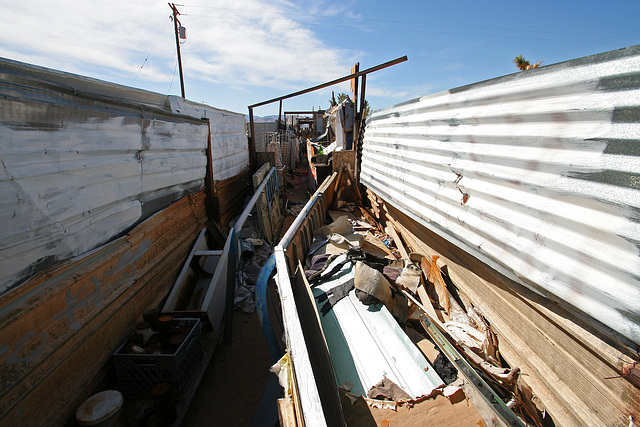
[114,318,202,399]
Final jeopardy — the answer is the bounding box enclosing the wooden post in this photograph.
[356,74,367,181]
[351,63,360,151]
[204,119,219,221]
[351,62,359,110]
[248,107,256,172]
[169,3,186,98]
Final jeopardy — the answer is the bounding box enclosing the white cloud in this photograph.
[367,82,435,103]
[0,0,356,92]
[367,86,409,99]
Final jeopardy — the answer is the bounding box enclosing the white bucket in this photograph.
[75,390,127,427]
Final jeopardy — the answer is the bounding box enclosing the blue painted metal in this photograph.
[256,254,282,364]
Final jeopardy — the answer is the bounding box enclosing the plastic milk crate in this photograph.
[114,318,203,399]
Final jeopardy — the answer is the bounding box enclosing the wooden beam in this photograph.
[248,107,256,172]
[385,221,410,260]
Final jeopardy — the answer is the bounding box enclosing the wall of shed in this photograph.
[361,45,640,346]
[0,191,208,426]
[0,57,248,294]
[253,122,279,152]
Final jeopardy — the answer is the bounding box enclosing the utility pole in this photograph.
[169,3,186,98]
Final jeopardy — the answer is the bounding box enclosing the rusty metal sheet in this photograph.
[0,191,207,426]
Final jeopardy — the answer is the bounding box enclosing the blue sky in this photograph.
[0,0,638,116]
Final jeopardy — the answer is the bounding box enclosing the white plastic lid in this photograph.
[75,390,123,426]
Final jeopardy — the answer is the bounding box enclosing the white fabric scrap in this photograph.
[270,352,293,397]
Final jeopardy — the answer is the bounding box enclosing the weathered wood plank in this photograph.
[331,150,356,177]
[277,398,297,427]
[385,222,409,260]
[213,167,251,226]
[375,196,639,427]
[370,394,482,427]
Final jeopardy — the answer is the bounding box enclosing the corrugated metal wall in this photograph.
[0,58,247,294]
[361,45,640,345]
[168,97,248,180]
[253,122,279,152]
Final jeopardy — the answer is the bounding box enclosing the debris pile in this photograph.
[119,312,193,356]
[300,205,551,426]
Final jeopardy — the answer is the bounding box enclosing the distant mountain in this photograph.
[245,114,279,123]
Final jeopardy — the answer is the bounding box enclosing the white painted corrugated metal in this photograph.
[0,58,247,293]
[312,261,443,399]
[168,97,248,180]
[362,45,640,345]
[253,122,279,152]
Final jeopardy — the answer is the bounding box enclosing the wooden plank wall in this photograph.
[212,167,251,227]
[252,164,282,244]
[282,173,336,274]
[366,189,639,427]
[0,192,208,426]
[332,150,357,177]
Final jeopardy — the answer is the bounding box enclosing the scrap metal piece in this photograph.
[419,313,525,427]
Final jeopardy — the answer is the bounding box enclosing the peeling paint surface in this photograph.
[169,96,248,180]
[0,191,208,425]
[362,46,640,345]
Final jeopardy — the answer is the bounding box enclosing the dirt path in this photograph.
[184,165,310,426]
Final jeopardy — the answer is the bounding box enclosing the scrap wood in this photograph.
[514,383,547,427]
[361,233,396,259]
[356,206,384,232]
[330,166,345,209]
[365,193,382,219]
[459,291,491,336]
[340,204,380,234]
[277,398,297,427]
[421,256,451,321]
[332,165,363,209]
[419,255,472,328]
[418,263,500,367]
[443,384,466,404]
[405,325,440,364]
[402,289,446,332]
[385,222,410,260]
[402,289,525,427]
[353,219,374,231]
[416,284,446,324]
[403,290,519,396]
[457,341,519,391]
[342,165,363,206]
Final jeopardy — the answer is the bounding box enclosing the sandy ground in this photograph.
[183,166,309,426]
[182,311,275,426]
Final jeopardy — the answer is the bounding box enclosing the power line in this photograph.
[132,16,172,85]
[178,5,637,42]
[167,57,179,95]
